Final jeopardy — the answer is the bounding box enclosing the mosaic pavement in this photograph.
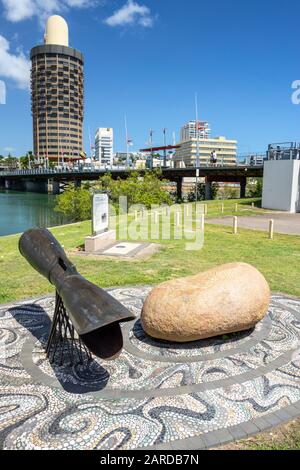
[0,287,300,450]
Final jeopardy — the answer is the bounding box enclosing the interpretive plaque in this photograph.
[92,193,109,236]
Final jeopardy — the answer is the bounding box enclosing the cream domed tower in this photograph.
[31,15,84,162]
[44,15,69,47]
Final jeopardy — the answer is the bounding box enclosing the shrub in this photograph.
[94,170,173,210]
[54,184,92,221]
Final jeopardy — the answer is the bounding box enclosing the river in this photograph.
[0,190,68,237]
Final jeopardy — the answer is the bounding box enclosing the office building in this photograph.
[180,120,211,141]
[174,136,237,167]
[31,15,84,161]
[95,128,114,165]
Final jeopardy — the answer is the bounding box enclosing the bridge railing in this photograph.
[0,159,264,178]
[0,165,128,177]
[237,153,266,166]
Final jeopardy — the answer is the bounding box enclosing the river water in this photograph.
[0,190,68,237]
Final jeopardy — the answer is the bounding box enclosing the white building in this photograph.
[95,128,113,165]
[181,120,211,141]
[262,160,300,212]
[174,136,237,167]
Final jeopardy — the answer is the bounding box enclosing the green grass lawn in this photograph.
[0,198,299,303]
[190,197,265,218]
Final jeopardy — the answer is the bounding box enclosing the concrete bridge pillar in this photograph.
[5,179,25,191]
[205,179,213,200]
[25,180,48,193]
[49,180,61,195]
[176,178,183,201]
[240,177,247,199]
[5,179,12,190]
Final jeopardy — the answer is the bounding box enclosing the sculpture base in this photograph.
[46,292,92,366]
[84,230,116,253]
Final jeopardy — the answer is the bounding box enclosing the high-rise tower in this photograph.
[30,15,84,162]
[95,128,114,165]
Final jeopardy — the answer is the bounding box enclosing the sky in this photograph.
[1,0,300,157]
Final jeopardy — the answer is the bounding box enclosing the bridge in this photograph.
[0,165,264,200]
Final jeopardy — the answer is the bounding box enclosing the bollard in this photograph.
[235,203,238,212]
[251,202,255,209]
[233,216,238,235]
[176,212,180,227]
[201,213,205,232]
[221,203,224,214]
[269,219,274,240]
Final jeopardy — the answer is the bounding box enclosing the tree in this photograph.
[19,151,36,169]
[5,155,18,169]
[54,171,173,221]
[187,182,218,202]
[247,178,263,198]
[19,155,30,169]
[217,185,240,200]
[54,184,92,221]
[94,170,172,210]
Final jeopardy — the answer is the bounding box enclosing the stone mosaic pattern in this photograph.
[0,287,300,450]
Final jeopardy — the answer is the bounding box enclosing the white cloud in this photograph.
[0,35,30,89]
[0,0,97,91]
[1,0,96,23]
[0,80,6,104]
[65,0,94,6]
[105,0,153,28]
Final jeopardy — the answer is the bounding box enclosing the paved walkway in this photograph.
[1,287,300,450]
[207,213,300,235]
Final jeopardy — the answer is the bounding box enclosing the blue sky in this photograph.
[0,0,300,157]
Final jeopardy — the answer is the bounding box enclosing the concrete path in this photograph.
[206,213,300,236]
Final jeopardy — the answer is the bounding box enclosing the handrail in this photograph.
[0,163,264,177]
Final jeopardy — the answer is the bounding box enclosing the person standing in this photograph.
[211,150,217,166]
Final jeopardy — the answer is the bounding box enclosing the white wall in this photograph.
[262,160,300,212]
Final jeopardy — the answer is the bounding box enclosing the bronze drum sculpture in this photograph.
[19,228,135,364]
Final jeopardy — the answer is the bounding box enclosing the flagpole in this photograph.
[88,126,93,170]
[195,92,200,204]
[163,128,167,168]
[125,114,129,168]
[195,92,200,167]
[149,129,153,170]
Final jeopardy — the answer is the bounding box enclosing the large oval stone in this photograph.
[141,263,270,342]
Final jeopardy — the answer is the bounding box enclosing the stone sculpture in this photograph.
[141,263,270,342]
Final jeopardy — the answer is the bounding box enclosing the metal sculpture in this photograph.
[19,228,135,364]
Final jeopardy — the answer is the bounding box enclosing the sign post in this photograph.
[85,192,115,253]
[92,192,109,236]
